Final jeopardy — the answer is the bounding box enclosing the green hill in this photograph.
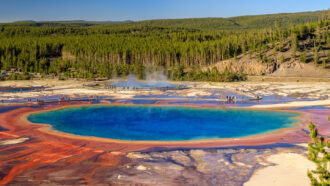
[124,10,328,30]
[0,10,327,30]
[0,20,131,27]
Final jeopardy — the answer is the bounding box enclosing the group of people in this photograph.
[59,96,71,102]
[225,96,237,103]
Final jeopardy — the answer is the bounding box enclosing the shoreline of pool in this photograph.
[1,101,328,151]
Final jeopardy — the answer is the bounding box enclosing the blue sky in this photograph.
[0,0,329,22]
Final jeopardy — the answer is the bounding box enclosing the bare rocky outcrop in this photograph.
[210,58,330,77]
[270,61,330,77]
[62,51,76,61]
[210,58,275,75]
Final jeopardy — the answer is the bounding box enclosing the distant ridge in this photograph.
[128,10,328,30]
[1,20,134,27]
[0,10,327,30]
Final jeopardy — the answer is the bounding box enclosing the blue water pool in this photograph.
[27,105,299,141]
[0,86,44,93]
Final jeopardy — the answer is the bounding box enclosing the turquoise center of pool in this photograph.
[27,105,299,141]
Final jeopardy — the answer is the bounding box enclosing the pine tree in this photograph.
[322,59,327,69]
[307,122,330,185]
[299,52,306,63]
[291,33,298,60]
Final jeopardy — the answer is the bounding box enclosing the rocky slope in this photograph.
[209,57,329,77]
[207,23,330,78]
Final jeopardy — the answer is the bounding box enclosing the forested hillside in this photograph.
[0,10,326,30]
[127,10,327,30]
[0,10,328,81]
[207,18,330,79]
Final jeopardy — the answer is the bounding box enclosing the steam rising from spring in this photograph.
[109,71,185,90]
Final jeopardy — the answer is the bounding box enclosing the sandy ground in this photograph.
[1,80,329,104]
[244,152,316,186]
[0,137,29,145]
[250,99,330,108]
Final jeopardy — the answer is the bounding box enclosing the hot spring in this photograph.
[0,86,44,93]
[27,105,299,141]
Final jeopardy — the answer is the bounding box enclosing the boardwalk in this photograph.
[23,96,261,105]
